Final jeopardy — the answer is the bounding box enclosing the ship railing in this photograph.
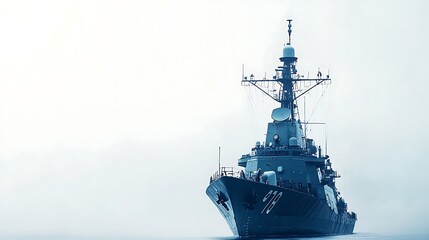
[210,167,243,182]
[210,168,318,197]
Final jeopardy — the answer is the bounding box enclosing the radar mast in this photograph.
[242,19,331,122]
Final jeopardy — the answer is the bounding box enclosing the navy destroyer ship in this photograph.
[206,20,357,237]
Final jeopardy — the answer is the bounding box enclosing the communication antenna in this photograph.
[325,124,328,156]
[287,19,293,45]
[218,146,221,176]
[304,96,307,138]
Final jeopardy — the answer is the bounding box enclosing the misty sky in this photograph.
[0,0,428,238]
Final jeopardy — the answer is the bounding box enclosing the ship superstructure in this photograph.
[206,20,357,237]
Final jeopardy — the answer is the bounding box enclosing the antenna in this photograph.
[218,146,221,176]
[325,124,328,156]
[287,19,293,45]
[304,96,307,138]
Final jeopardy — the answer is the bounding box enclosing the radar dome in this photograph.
[283,45,295,58]
[289,137,298,146]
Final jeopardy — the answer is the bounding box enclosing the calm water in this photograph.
[1,233,428,240]
[210,233,429,240]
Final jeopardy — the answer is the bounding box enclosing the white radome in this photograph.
[283,45,295,58]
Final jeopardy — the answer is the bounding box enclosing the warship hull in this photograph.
[206,176,356,238]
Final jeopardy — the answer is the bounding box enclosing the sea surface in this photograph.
[208,233,428,240]
[1,233,428,240]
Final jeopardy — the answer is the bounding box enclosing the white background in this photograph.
[0,0,428,237]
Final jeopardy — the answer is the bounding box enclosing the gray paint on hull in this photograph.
[206,177,356,238]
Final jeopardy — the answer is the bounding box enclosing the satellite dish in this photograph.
[271,107,291,121]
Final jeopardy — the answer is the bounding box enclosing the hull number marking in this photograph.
[261,190,283,214]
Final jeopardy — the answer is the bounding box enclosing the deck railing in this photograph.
[209,167,317,197]
[210,167,242,182]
